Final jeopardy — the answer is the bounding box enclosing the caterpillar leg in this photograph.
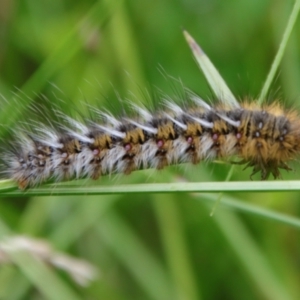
[243,160,292,180]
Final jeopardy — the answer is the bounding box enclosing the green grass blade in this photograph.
[97,211,175,300]
[0,0,109,129]
[212,208,291,300]
[49,196,118,249]
[258,0,300,104]
[153,195,200,300]
[183,30,239,108]
[8,251,81,300]
[201,193,300,229]
[4,180,300,196]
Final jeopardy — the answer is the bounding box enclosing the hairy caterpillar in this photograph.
[2,33,300,189]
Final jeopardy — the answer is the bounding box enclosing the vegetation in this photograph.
[0,0,300,299]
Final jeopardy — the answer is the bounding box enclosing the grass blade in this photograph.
[258,0,300,104]
[4,180,300,196]
[183,30,239,108]
[8,251,81,300]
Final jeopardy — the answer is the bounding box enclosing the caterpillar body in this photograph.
[3,98,300,189]
[3,32,300,189]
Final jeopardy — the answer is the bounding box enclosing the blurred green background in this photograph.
[1,0,300,299]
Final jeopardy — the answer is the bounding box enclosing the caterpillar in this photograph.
[2,33,300,189]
